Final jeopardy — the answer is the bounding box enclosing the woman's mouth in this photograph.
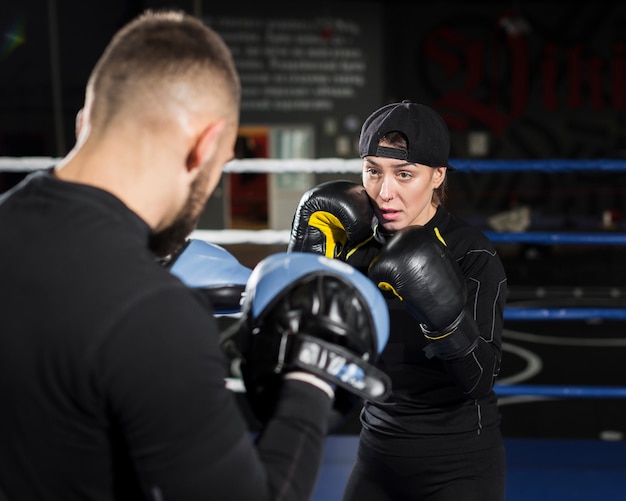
[379,208,401,221]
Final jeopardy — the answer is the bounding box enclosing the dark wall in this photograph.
[3,1,626,159]
[0,0,146,157]
[1,1,625,222]
[385,2,626,161]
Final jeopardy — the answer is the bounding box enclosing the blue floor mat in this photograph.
[313,435,626,501]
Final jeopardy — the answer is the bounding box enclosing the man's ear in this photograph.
[186,119,227,172]
[75,109,84,138]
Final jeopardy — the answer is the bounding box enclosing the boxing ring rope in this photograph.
[494,385,626,398]
[3,156,626,401]
[189,228,626,247]
[503,308,626,320]
[3,157,626,173]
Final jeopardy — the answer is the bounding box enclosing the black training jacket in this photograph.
[353,206,508,457]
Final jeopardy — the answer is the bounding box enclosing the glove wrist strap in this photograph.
[287,334,391,401]
[421,310,480,360]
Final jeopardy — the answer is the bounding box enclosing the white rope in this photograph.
[191,229,290,245]
[0,157,60,171]
[223,158,362,173]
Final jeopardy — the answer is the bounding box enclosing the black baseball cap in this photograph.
[359,100,455,170]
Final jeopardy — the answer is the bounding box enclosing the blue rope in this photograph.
[449,158,626,172]
[484,231,626,245]
[495,384,626,398]
[504,308,626,320]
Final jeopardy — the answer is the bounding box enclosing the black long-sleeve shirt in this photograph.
[0,171,332,501]
[352,206,508,457]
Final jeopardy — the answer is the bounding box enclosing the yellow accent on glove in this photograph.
[422,327,458,340]
[376,281,403,301]
[309,211,348,259]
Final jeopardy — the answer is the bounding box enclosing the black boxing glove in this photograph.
[234,252,391,426]
[288,180,377,263]
[368,226,480,360]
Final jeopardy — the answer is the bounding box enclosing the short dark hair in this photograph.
[86,9,240,129]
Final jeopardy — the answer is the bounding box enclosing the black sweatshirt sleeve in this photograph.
[441,236,508,399]
[99,284,332,501]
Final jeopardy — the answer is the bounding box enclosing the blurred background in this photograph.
[2,0,626,440]
[2,1,626,228]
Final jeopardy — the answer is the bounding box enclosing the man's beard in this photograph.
[149,172,209,259]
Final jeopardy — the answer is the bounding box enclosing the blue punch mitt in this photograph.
[167,239,252,314]
[237,252,391,424]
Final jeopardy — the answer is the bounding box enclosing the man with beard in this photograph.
[0,9,381,501]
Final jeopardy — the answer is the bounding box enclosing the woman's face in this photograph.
[362,147,446,234]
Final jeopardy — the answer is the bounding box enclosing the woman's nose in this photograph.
[379,178,394,201]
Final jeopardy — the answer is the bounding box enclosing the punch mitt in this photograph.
[167,239,252,314]
[237,252,391,424]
